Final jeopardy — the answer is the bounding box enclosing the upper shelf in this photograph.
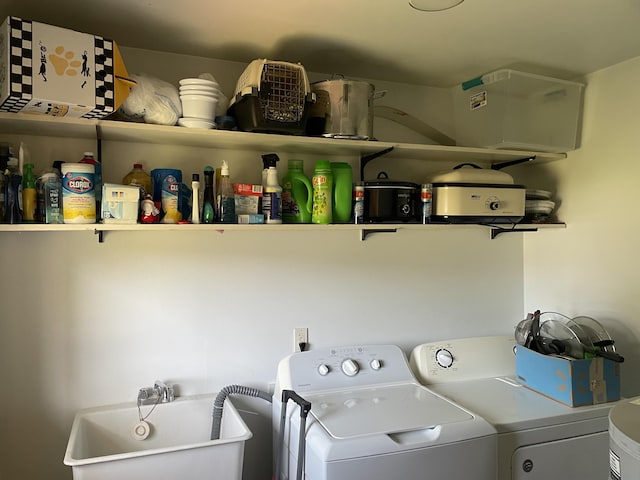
[0,113,567,165]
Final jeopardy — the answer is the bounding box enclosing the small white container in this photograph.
[179,89,219,98]
[101,183,140,224]
[179,85,220,94]
[61,163,96,224]
[454,69,585,153]
[180,94,218,120]
[179,78,220,88]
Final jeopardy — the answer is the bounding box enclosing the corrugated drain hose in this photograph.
[211,384,272,440]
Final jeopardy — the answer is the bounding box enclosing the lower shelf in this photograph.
[0,222,566,242]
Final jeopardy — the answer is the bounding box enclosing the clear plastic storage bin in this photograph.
[453,69,585,153]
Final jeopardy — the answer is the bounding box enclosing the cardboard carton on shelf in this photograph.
[0,16,132,119]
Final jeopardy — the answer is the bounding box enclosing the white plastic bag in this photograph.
[119,74,182,125]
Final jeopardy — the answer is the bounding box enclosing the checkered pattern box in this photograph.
[0,16,131,118]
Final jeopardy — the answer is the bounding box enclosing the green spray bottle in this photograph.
[282,159,313,223]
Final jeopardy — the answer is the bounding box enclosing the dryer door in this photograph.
[512,431,608,480]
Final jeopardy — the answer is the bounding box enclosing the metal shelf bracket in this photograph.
[94,229,104,243]
[490,226,538,239]
[360,228,398,241]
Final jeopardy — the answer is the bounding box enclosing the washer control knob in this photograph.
[435,348,454,368]
[370,359,382,370]
[317,364,330,376]
[341,358,360,376]
[489,200,501,210]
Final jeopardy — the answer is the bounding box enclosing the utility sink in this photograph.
[64,393,252,480]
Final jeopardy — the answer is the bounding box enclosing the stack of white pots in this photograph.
[178,78,222,128]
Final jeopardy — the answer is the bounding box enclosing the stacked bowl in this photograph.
[178,78,221,129]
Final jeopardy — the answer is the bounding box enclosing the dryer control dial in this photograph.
[435,348,454,368]
[370,359,382,370]
[317,363,330,376]
[341,358,360,376]
[486,196,501,211]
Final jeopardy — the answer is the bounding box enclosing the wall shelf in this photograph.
[0,222,567,243]
[0,113,566,243]
[0,113,567,166]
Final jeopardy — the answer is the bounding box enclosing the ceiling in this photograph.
[2,0,640,87]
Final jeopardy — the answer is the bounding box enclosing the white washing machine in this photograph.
[410,336,619,480]
[273,344,497,480]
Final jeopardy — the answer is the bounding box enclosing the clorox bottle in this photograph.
[282,159,313,223]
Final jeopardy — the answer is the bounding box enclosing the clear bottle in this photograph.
[123,163,152,198]
[311,160,333,224]
[216,160,235,223]
[263,166,282,224]
[202,166,216,224]
[21,163,37,222]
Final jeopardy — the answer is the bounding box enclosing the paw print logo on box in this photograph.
[49,46,91,78]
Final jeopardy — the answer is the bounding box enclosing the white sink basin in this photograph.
[64,393,252,480]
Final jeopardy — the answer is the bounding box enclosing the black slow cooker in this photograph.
[364,172,419,223]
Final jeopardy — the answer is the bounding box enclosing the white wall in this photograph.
[521,56,640,397]
[0,48,528,480]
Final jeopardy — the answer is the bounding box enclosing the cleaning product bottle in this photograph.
[202,166,216,224]
[21,163,37,222]
[191,173,201,224]
[281,159,312,223]
[312,160,333,224]
[261,153,280,187]
[4,169,22,224]
[80,152,101,218]
[123,163,152,198]
[0,145,10,220]
[330,162,353,223]
[262,166,282,224]
[216,160,235,223]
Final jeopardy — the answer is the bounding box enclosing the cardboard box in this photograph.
[0,16,131,118]
[234,183,262,216]
[515,344,621,407]
[101,183,139,224]
[237,214,265,224]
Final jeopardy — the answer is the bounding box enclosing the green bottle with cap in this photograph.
[330,162,353,224]
[312,160,333,224]
[282,159,313,224]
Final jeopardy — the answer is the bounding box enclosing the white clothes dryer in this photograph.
[273,344,497,480]
[410,336,619,480]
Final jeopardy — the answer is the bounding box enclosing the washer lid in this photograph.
[306,383,472,439]
[431,377,615,432]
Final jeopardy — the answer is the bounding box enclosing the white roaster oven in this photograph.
[272,344,497,480]
[410,336,618,480]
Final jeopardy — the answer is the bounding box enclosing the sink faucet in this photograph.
[137,380,175,406]
[154,380,175,403]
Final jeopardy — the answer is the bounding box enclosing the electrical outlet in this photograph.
[294,327,308,352]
